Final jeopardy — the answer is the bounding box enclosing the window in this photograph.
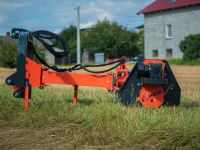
[166,49,173,57]
[166,24,172,39]
[152,50,158,57]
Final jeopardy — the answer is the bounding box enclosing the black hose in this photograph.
[32,30,69,57]
[12,28,127,73]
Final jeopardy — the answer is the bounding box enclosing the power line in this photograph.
[80,6,143,19]
[0,26,66,29]
[0,8,74,24]
[0,5,144,27]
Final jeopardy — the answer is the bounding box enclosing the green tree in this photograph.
[136,31,144,52]
[59,25,78,62]
[82,20,138,58]
[0,40,17,68]
[180,34,200,60]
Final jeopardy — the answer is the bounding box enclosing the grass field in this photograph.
[0,65,200,150]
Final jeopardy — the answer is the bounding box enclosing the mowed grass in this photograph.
[0,65,200,150]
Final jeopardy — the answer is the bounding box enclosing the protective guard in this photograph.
[119,60,181,108]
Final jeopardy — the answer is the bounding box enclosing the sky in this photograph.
[0,0,154,35]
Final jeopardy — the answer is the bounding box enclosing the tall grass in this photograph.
[0,84,200,150]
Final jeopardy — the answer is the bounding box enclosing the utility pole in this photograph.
[76,6,81,64]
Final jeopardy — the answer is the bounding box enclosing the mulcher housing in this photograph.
[119,60,181,107]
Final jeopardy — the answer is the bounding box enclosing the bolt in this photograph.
[14,93,19,97]
[7,79,12,84]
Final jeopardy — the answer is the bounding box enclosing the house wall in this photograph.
[144,5,200,59]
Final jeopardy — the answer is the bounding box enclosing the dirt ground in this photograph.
[0,68,15,84]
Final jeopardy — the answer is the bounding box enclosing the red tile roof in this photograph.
[138,0,200,14]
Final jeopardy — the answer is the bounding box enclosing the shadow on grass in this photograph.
[180,97,200,109]
[65,98,94,106]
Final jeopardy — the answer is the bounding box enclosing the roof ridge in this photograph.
[138,0,200,14]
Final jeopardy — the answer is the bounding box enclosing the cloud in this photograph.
[0,14,5,25]
[0,15,4,22]
[80,21,96,29]
[56,12,74,24]
[82,2,114,21]
[0,0,152,34]
[54,28,62,34]
[0,1,30,9]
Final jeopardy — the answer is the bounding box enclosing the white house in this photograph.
[138,0,200,59]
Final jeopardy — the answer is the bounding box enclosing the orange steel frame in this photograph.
[20,58,128,112]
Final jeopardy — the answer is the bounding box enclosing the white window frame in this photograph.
[166,24,172,39]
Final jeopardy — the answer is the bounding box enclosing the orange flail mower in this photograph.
[6,29,181,112]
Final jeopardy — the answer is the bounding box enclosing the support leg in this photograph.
[73,85,78,105]
[24,86,29,112]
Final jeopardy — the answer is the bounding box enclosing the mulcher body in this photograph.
[5,29,181,111]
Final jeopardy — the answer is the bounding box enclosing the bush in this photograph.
[180,34,200,60]
[168,58,200,65]
[0,40,17,68]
